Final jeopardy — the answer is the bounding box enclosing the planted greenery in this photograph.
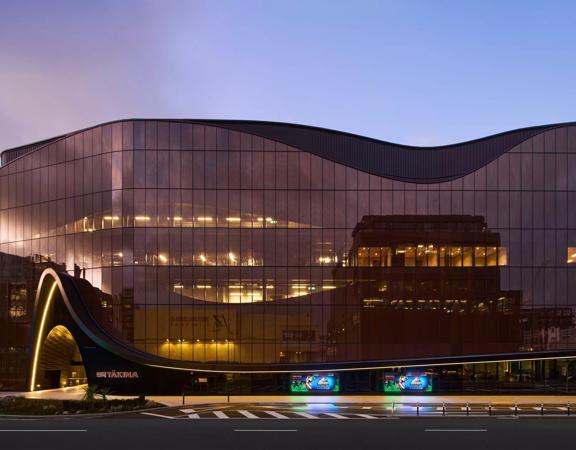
[0,392,159,415]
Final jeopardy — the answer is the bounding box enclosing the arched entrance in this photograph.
[36,325,86,389]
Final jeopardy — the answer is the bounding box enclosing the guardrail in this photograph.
[382,402,573,417]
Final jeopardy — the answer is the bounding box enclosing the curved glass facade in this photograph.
[1,120,576,371]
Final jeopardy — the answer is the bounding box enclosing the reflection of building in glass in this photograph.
[330,215,522,361]
[0,253,65,390]
[1,119,576,393]
[521,307,576,351]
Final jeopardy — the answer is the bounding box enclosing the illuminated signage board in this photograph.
[384,373,432,392]
[95,370,139,379]
[290,374,339,392]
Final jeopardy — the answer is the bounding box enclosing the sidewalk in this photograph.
[2,387,575,407]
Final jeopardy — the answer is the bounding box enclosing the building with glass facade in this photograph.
[1,119,575,394]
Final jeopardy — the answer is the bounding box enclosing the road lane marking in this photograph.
[323,413,349,419]
[264,411,290,419]
[214,411,230,419]
[141,412,176,419]
[425,429,487,432]
[292,412,318,419]
[234,429,297,432]
[355,414,378,419]
[361,406,373,409]
[0,430,87,432]
[237,410,259,419]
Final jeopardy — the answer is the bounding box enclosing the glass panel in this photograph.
[568,247,576,264]
[463,247,474,267]
[474,247,486,266]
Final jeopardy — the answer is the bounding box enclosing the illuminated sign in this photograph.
[290,374,339,392]
[95,370,139,379]
[384,373,432,392]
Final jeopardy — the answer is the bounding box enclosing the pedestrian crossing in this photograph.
[140,405,574,420]
[141,408,392,420]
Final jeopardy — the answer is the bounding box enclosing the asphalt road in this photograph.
[1,416,575,450]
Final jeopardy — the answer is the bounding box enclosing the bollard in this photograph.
[417,402,420,416]
[466,403,469,416]
[392,402,395,416]
[488,403,492,416]
[182,394,185,406]
[514,403,518,416]
[442,402,445,416]
[568,402,571,417]
[541,403,544,416]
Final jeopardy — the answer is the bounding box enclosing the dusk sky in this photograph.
[1,0,576,150]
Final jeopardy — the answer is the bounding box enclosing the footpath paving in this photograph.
[2,386,575,407]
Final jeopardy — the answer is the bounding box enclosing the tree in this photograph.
[97,386,112,402]
[82,384,99,404]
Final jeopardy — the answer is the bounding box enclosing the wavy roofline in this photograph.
[3,118,576,155]
[2,118,575,183]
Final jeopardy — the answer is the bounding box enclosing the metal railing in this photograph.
[385,401,573,417]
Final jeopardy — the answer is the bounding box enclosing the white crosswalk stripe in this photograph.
[264,411,290,419]
[141,412,176,419]
[292,412,319,419]
[323,413,349,419]
[213,411,230,419]
[355,414,378,419]
[237,410,259,419]
[180,408,200,419]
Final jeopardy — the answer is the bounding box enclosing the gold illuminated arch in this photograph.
[29,281,58,391]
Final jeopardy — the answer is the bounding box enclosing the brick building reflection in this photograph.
[328,215,523,361]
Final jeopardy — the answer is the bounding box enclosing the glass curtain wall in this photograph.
[0,121,575,366]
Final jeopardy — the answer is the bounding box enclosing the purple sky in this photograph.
[1,0,576,150]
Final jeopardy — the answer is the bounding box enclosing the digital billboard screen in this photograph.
[384,373,432,393]
[290,374,340,393]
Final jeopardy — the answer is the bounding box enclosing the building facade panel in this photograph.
[1,119,576,392]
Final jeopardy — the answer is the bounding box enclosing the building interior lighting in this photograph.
[196,217,213,222]
[158,254,168,263]
[199,254,207,262]
[103,216,119,221]
[226,217,241,222]
[173,216,182,221]
[196,285,212,289]
[135,216,151,221]
[292,290,309,296]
